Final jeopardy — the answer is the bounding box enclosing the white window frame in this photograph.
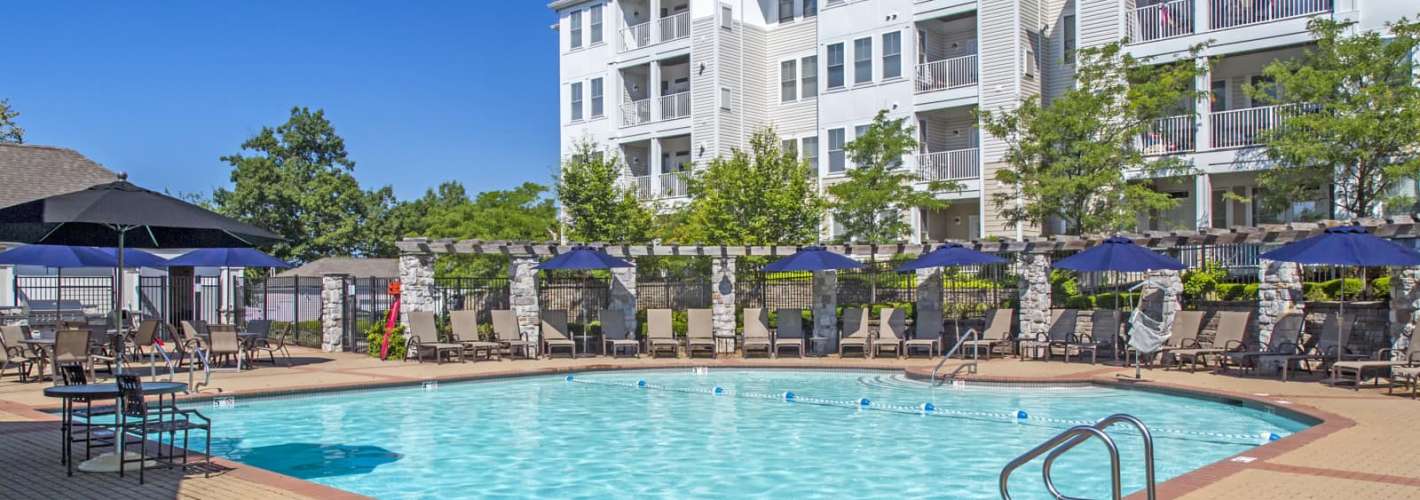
[590,77,604,118]
[570,82,584,121]
[826,43,845,89]
[780,59,798,102]
[827,128,846,173]
[802,135,819,172]
[782,138,798,158]
[804,0,817,17]
[779,0,795,23]
[882,31,902,80]
[853,37,873,84]
[569,10,583,50]
[801,55,818,98]
[590,5,603,46]
[720,87,732,111]
[1023,47,1036,78]
[721,5,733,30]
[1063,14,1076,64]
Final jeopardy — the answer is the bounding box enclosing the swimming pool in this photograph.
[192,369,1311,498]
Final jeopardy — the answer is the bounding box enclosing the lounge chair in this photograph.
[905,307,944,358]
[1275,312,1368,381]
[960,309,1014,359]
[686,309,716,358]
[1331,335,1420,390]
[1390,365,1420,399]
[646,309,680,358]
[872,308,905,358]
[775,308,806,358]
[1064,310,1122,364]
[405,311,463,363]
[540,310,577,358]
[742,308,773,358]
[1170,310,1251,372]
[492,310,536,359]
[837,307,871,357]
[600,309,640,357]
[1021,309,1075,362]
[449,310,502,361]
[1222,311,1304,375]
[1148,310,1205,366]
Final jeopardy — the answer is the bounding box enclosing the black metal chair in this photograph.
[115,374,212,484]
[58,363,116,475]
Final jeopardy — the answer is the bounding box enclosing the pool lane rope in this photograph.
[565,375,1285,446]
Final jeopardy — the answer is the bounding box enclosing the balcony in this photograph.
[659,91,690,121]
[1129,0,1194,43]
[914,54,978,94]
[619,22,652,52]
[1209,104,1291,149]
[621,99,652,127]
[916,147,979,182]
[1138,115,1196,155]
[1209,0,1331,30]
[658,172,688,198]
[657,12,690,43]
[635,175,653,200]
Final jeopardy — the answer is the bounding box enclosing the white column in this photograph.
[1194,173,1212,230]
[649,60,662,121]
[1193,0,1209,33]
[649,137,663,196]
[1194,55,1212,151]
[650,0,662,40]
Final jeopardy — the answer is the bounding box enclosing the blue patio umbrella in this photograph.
[1260,226,1420,370]
[0,244,167,268]
[165,247,292,268]
[896,243,1006,271]
[764,246,863,272]
[535,246,634,270]
[1053,237,1185,272]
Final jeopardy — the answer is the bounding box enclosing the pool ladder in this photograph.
[999,413,1156,500]
[931,327,979,385]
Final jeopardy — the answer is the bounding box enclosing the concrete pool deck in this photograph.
[0,347,1416,499]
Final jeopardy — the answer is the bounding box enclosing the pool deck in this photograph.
[1,348,1417,499]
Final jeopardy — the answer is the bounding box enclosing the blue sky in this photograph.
[4,1,559,201]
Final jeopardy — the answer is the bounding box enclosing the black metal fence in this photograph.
[637,278,711,310]
[836,261,916,306]
[735,262,813,310]
[240,276,323,348]
[539,277,609,325]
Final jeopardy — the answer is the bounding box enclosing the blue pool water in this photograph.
[191,369,1310,499]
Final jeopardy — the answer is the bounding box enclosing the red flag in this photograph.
[379,296,400,360]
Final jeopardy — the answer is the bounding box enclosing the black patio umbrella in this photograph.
[0,178,282,370]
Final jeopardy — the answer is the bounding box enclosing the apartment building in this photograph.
[551,0,1412,241]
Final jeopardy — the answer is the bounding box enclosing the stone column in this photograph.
[1140,269,1184,348]
[1018,253,1052,342]
[608,264,638,342]
[398,253,436,328]
[1389,267,1420,355]
[916,266,944,327]
[1257,259,1304,346]
[320,274,346,352]
[509,256,542,353]
[811,270,837,356]
[711,256,737,354]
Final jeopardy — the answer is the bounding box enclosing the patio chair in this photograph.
[774,308,806,358]
[686,308,716,358]
[872,308,905,359]
[243,319,272,339]
[492,310,536,359]
[1171,310,1251,372]
[449,310,501,361]
[115,374,211,484]
[207,325,243,368]
[405,311,463,364]
[57,363,117,467]
[904,307,944,358]
[960,309,1015,359]
[249,323,292,366]
[1020,309,1075,362]
[0,337,34,382]
[0,325,40,381]
[1222,311,1304,375]
[646,309,680,358]
[55,329,98,381]
[540,310,577,358]
[177,321,209,368]
[741,308,772,358]
[600,309,640,357]
[125,320,160,360]
[1064,310,1122,364]
[837,307,871,357]
[1149,310,1205,366]
[1331,334,1420,390]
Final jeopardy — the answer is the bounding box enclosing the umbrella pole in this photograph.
[114,228,127,374]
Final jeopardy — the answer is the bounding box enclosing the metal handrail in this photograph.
[1043,414,1157,500]
[1001,425,1122,500]
[932,327,979,385]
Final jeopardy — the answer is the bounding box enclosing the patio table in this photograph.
[44,381,187,476]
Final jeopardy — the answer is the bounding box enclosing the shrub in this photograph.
[1371,276,1391,301]
[365,323,407,360]
[1182,261,1228,302]
[1320,278,1364,299]
[1242,283,1259,300]
[1064,295,1094,309]
[1303,282,1330,302]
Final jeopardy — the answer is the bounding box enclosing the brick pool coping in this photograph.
[19,359,1359,498]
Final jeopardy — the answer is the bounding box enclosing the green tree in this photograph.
[978,42,1206,235]
[680,129,826,245]
[827,110,952,243]
[0,98,23,144]
[556,141,655,243]
[405,181,558,277]
[213,106,400,263]
[1249,17,1420,218]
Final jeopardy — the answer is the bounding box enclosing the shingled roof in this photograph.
[277,257,399,278]
[0,143,120,209]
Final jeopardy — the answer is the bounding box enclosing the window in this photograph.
[569,10,583,50]
[1063,14,1076,64]
[827,129,845,173]
[780,60,797,102]
[590,78,604,118]
[1210,80,1228,112]
[570,82,583,121]
[782,139,798,158]
[1023,47,1036,77]
[801,56,818,98]
[802,136,819,171]
[827,43,845,89]
[590,6,603,45]
[721,5,733,30]
[804,0,817,17]
[720,87,732,111]
[853,37,873,84]
[779,0,794,23]
[882,32,901,79]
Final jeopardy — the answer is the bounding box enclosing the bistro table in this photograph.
[43,381,188,476]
